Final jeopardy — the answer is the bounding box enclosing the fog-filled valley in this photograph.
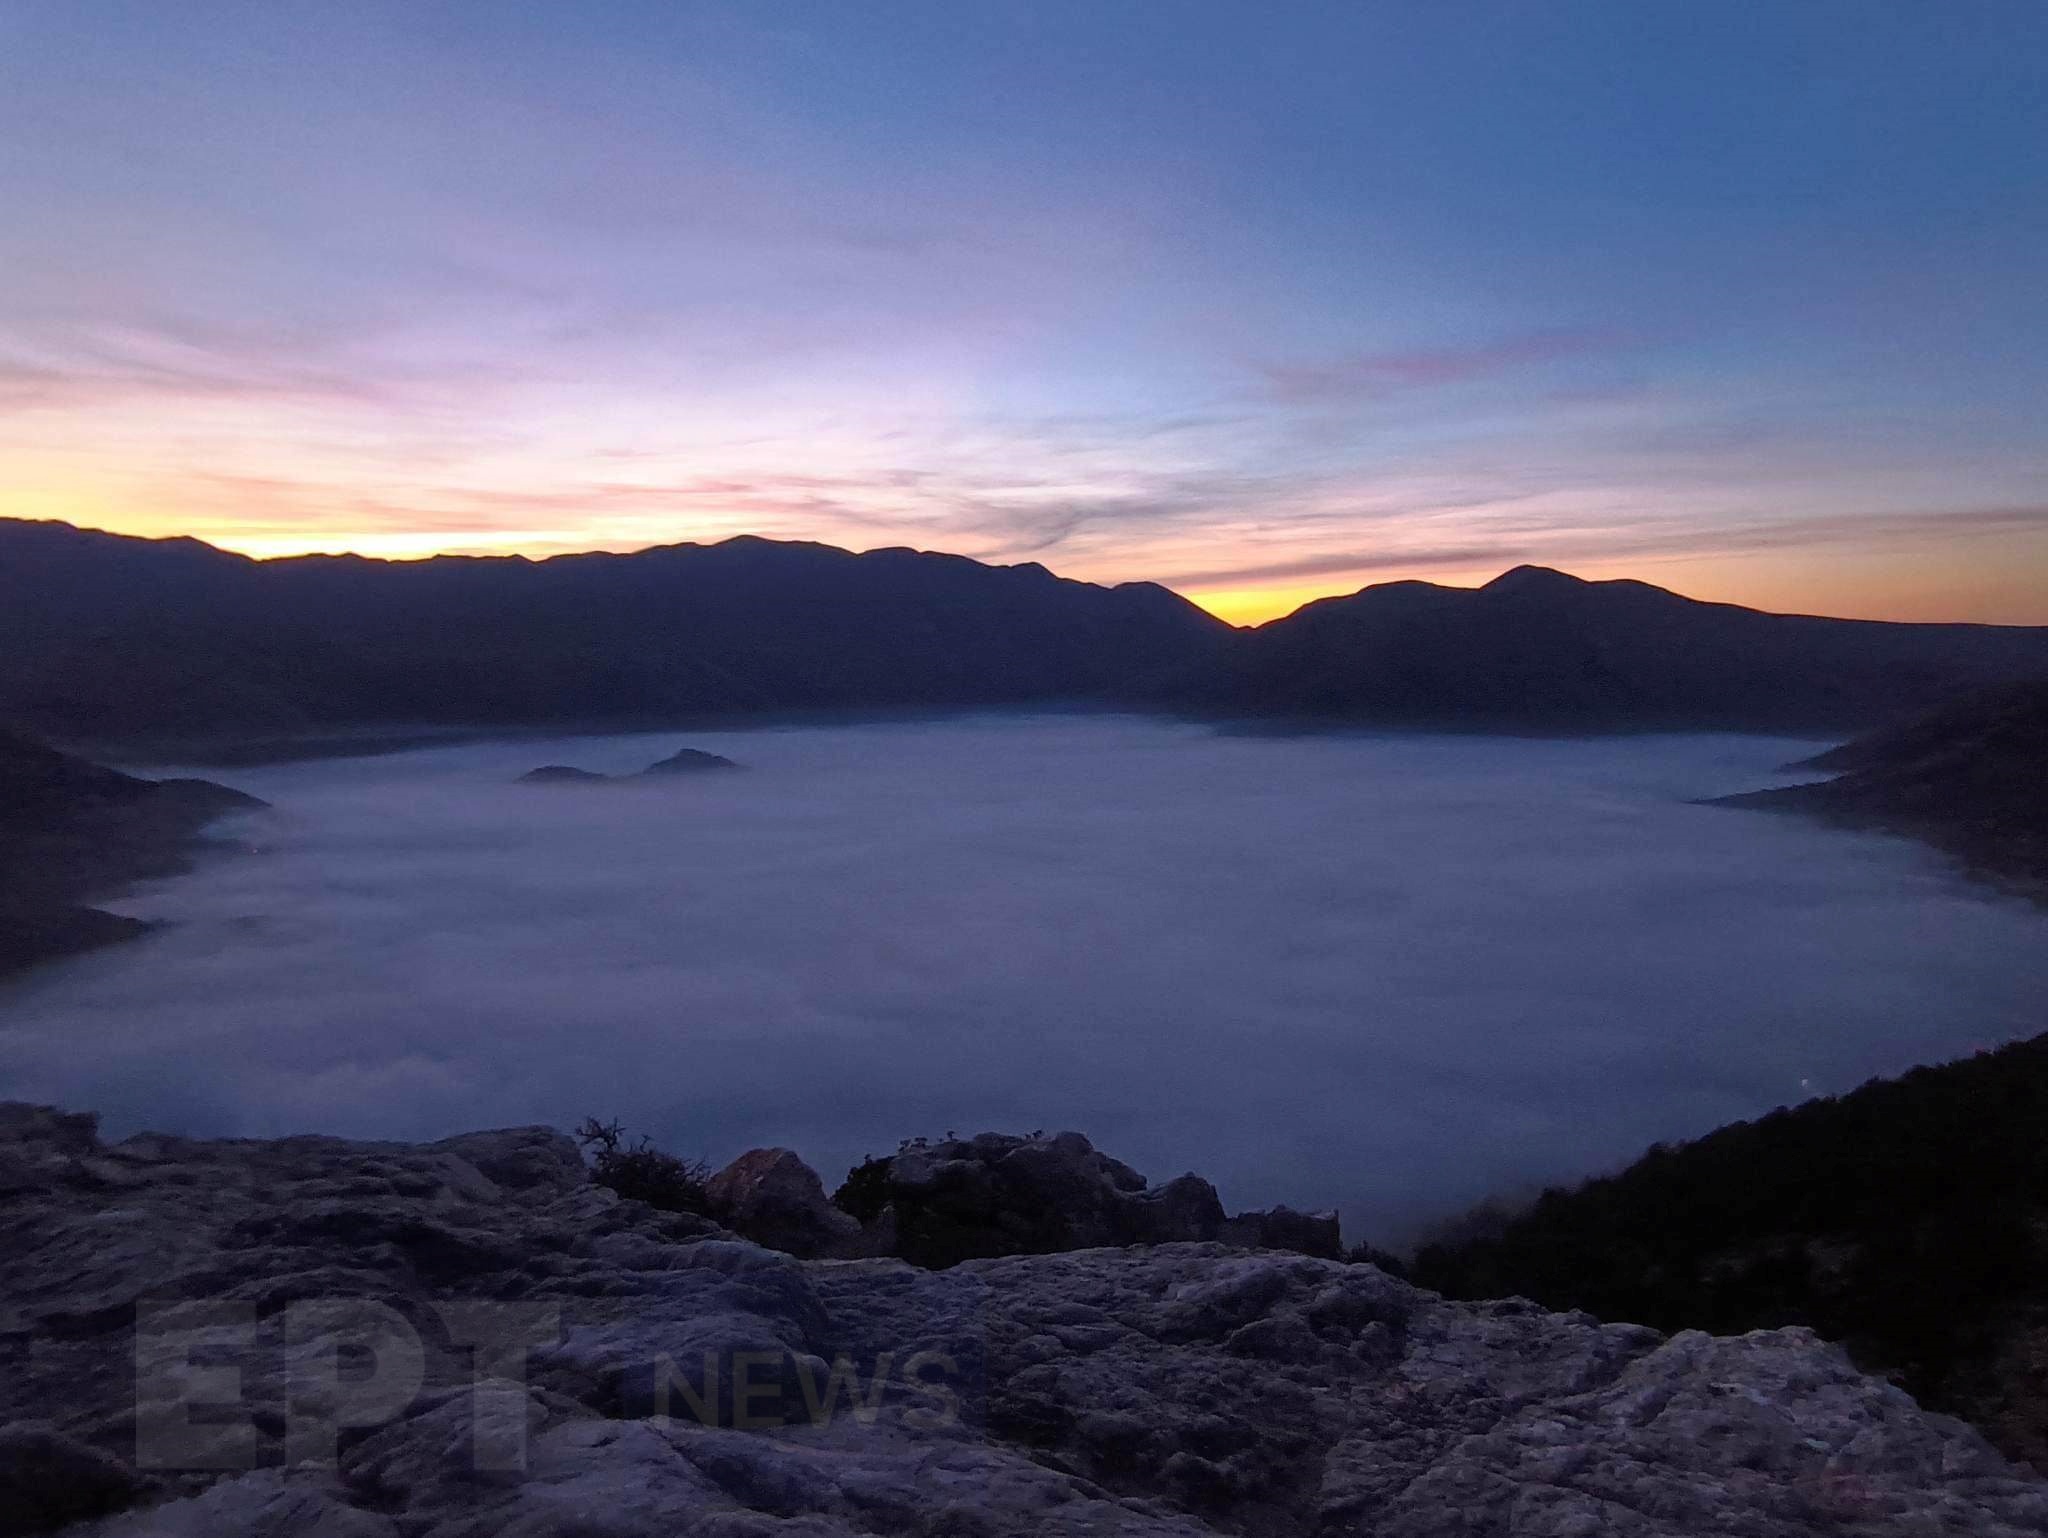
[4,714,2042,1247]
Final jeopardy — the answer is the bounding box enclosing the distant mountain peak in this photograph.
[1481,565,1588,593]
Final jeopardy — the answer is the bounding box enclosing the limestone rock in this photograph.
[704,1148,859,1259]
[835,1132,1355,1268]
[2,1104,2043,1537]
[836,1132,1239,1267]
[1219,1204,1345,1260]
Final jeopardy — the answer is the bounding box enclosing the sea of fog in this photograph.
[4,714,2046,1246]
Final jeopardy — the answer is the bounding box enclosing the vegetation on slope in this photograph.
[0,729,261,976]
[1717,676,2048,892]
[1413,1031,2048,1468]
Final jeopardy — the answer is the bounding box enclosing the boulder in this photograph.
[1218,1205,1344,1260]
[1131,1173,1228,1244]
[839,1134,1262,1267]
[705,1148,859,1259]
[431,1125,589,1194]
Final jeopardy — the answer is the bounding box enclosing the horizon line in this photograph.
[8,514,2046,635]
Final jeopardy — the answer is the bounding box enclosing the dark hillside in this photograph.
[1414,1031,2048,1467]
[0,729,261,975]
[1181,565,2048,732]
[1715,677,2048,890]
[0,520,1231,741]
[7,519,2048,744]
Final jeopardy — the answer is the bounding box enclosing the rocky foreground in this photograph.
[4,1107,2047,1535]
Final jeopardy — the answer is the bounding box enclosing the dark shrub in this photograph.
[832,1154,895,1225]
[575,1117,711,1215]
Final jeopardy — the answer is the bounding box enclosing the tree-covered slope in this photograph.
[1414,1031,2048,1467]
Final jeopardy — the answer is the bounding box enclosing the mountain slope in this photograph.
[0,519,1231,741]
[7,518,2048,743]
[1182,565,2048,732]
[1413,1029,2048,1468]
[0,729,262,975]
[1715,676,2048,888]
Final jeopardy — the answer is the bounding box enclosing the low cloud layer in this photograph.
[5,718,2045,1244]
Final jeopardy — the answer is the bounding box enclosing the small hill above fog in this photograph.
[641,747,737,774]
[515,747,739,785]
[0,729,262,975]
[1715,676,2048,888]
[517,765,612,785]
[1175,565,2048,732]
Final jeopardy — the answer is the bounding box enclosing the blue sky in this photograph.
[1,1,2043,621]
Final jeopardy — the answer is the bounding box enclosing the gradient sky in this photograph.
[2,2,2044,624]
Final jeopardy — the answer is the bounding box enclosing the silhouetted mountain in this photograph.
[513,746,738,785]
[516,766,612,785]
[0,729,262,975]
[641,747,738,774]
[6,519,2048,745]
[1178,565,2048,731]
[1412,1029,2048,1466]
[1715,676,2048,889]
[0,519,1229,743]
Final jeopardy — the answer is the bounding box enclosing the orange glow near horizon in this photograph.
[1184,583,1358,627]
[7,328,2047,630]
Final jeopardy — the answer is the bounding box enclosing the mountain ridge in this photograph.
[6,516,2048,746]
[1193,555,2048,731]
[0,517,1232,743]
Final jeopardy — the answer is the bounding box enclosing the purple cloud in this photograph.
[1259,330,1628,404]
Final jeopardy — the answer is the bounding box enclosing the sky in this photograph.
[1,1,2044,625]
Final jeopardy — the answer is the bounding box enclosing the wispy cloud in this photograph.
[1147,503,2048,604]
[1257,330,1626,405]
[3,296,2041,624]
[0,314,471,419]
[1161,544,1534,590]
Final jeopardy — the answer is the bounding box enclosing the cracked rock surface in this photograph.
[3,1103,2045,1536]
